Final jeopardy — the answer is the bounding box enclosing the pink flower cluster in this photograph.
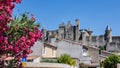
[0,0,21,55]
[0,0,21,34]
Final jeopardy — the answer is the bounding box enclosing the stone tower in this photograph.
[75,19,80,41]
[58,22,65,40]
[87,28,93,45]
[81,29,86,45]
[66,21,72,40]
[104,25,112,43]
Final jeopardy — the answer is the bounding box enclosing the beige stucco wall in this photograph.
[88,47,99,63]
[43,45,57,58]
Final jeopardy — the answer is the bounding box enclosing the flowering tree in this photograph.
[0,0,42,68]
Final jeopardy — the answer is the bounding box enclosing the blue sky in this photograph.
[13,0,120,36]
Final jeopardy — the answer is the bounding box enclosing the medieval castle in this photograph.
[28,19,120,68]
[41,19,120,52]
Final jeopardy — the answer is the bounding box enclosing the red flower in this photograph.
[14,47,19,53]
[21,36,26,42]
[8,45,13,50]
[29,32,35,38]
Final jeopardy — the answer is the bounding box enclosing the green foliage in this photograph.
[41,58,57,63]
[57,54,76,66]
[104,54,120,68]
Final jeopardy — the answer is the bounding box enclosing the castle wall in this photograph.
[112,36,120,43]
[106,42,120,52]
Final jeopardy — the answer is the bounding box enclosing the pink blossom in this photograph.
[14,47,19,53]
[4,37,8,44]
[0,5,3,10]
[21,36,26,42]
[0,14,5,20]
[8,45,13,50]
[15,0,22,4]
[31,38,35,43]
[0,36,4,42]
[29,32,35,38]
